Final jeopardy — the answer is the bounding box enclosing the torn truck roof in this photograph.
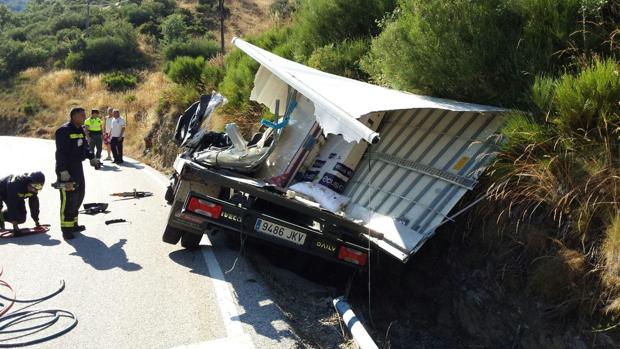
[232,37,504,144]
[232,37,507,261]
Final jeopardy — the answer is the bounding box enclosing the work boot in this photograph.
[62,230,75,240]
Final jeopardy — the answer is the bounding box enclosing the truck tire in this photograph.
[181,232,202,249]
[164,185,174,204]
[162,226,183,244]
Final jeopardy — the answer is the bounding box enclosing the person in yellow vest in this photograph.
[84,109,104,160]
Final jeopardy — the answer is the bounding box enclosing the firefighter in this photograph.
[0,172,45,232]
[55,107,99,240]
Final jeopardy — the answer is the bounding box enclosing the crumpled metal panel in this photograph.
[344,108,505,261]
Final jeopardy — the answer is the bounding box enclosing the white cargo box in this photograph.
[234,37,506,261]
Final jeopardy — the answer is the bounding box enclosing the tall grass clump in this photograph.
[488,58,620,319]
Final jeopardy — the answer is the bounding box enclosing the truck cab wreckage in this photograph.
[162,37,506,268]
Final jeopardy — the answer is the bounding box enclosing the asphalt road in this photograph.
[0,136,301,348]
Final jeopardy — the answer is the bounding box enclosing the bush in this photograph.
[218,27,293,110]
[160,14,188,44]
[122,4,155,27]
[292,0,396,59]
[52,13,86,31]
[22,101,37,115]
[551,59,620,133]
[101,72,138,92]
[0,40,48,77]
[270,0,298,18]
[65,21,145,72]
[163,37,220,61]
[200,63,224,92]
[307,39,370,80]
[166,56,205,86]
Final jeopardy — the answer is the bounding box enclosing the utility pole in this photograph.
[219,0,225,53]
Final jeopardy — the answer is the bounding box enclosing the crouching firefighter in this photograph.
[0,172,45,232]
[55,107,99,240]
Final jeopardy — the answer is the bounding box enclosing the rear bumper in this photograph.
[167,189,368,268]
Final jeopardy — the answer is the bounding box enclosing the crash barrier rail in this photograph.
[333,296,378,349]
[0,267,77,347]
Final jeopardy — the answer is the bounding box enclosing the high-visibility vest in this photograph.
[84,117,103,132]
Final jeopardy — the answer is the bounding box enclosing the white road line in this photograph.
[138,159,254,348]
[200,234,251,341]
[171,334,254,349]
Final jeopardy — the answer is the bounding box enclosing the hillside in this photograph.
[1,0,620,347]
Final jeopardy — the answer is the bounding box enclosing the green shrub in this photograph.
[22,100,37,115]
[160,14,188,44]
[52,13,86,31]
[552,59,620,132]
[200,63,224,92]
[0,40,47,77]
[307,39,370,80]
[270,0,298,18]
[101,72,138,92]
[163,37,220,61]
[65,22,145,72]
[218,27,293,110]
[166,83,200,110]
[122,4,155,26]
[166,56,205,86]
[362,0,596,107]
[292,0,396,59]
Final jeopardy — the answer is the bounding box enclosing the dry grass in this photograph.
[225,0,274,47]
[26,69,172,163]
[603,214,620,314]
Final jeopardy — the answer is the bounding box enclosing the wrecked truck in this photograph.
[162,38,506,268]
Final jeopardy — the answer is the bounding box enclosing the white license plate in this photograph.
[255,219,307,245]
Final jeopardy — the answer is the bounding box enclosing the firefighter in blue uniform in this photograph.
[55,107,99,239]
[0,172,45,232]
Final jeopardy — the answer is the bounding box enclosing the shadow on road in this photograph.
[0,233,61,246]
[168,242,301,345]
[118,161,144,169]
[98,164,121,172]
[68,235,142,271]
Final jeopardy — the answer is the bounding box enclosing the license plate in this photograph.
[255,219,307,245]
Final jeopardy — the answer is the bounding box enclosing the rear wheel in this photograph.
[181,232,202,249]
[162,225,183,244]
[164,175,178,205]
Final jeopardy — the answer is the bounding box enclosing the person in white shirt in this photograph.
[103,107,114,161]
[110,109,126,164]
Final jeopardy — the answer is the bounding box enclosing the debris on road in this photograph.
[80,203,109,215]
[105,219,128,225]
[110,189,153,199]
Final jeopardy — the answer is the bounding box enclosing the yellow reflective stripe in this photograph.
[70,133,84,139]
[85,118,102,131]
[17,193,33,198]
[59,189,76,227]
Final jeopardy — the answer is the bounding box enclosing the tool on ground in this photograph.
[0,267,77,347]
[51,181,78,191]
[105,219,128,225]
[110,189,153,199]
[0,225,50,238]
[80,203,109,215]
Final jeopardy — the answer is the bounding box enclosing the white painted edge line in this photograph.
[200,234,251,341]
[136,157,255,348]
[170,333,254,349]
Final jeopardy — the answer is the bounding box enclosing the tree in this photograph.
[160,14,188,44]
